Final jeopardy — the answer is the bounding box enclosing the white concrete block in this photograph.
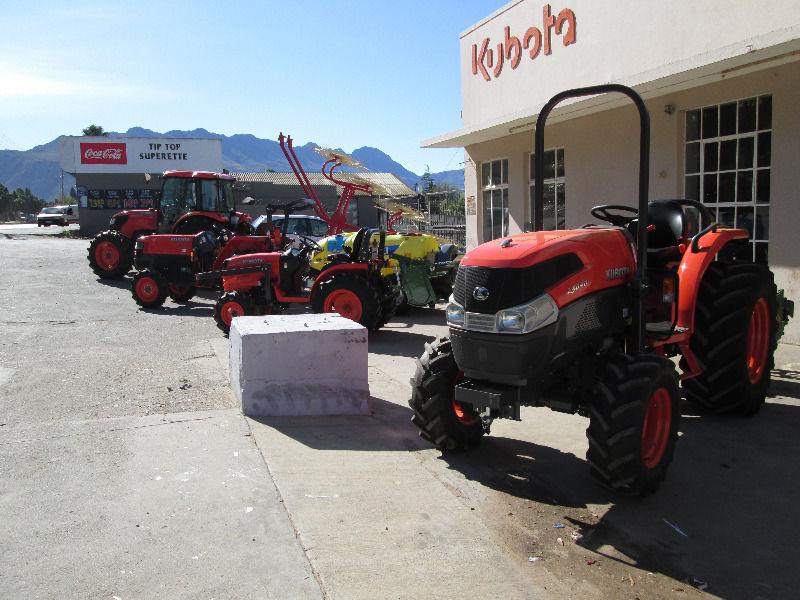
[230,313,369,416]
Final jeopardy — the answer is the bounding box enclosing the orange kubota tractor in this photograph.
[409,84,793,495]
[88,170,252,279]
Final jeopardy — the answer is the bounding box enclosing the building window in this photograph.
[481,158,509,241]
[529,148,566,230]
[684,95,771,263]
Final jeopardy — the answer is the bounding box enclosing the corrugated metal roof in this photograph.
[232,171,415,197]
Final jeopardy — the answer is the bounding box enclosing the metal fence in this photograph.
[388,190,466,252]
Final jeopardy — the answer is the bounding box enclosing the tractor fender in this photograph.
[310,263,368,295]
[676,228,749,333]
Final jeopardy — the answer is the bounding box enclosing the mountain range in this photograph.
[0,127,464,200]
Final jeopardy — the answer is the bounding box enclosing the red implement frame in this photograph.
[280,132,374,235]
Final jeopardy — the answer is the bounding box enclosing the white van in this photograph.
[37,205,78,227]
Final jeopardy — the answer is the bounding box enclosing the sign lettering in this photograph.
[80,142,127,165]
[471,4,576,82]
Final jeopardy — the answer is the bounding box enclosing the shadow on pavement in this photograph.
[249,396,424,453]
[368,328,437,358]
[435,398,800,599]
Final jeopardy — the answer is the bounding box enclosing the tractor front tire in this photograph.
[587,354,680,495]
[409,338,488,450]
[131,269,168,308]
[214,292,251,333]
[683,262,778,416]
[168,283,196,303]
[311,273,382,330]
[88,231,133,279]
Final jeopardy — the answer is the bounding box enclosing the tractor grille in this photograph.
[453,253,583,314]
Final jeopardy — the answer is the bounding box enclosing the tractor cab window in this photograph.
[199,179,218,211]
[219,180,234,213]
[159,177,188,229]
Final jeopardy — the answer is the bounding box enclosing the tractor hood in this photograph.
[461,229,634,270]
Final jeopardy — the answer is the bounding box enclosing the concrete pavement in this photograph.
[2,232,799,599]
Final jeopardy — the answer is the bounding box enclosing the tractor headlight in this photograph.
[498,310,525,332]
[512,293,559,334]
[109,217,117,227]
[446,302,465,327]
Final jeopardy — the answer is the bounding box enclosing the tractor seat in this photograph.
[628,200,687,267]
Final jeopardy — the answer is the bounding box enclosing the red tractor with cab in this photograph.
[410,84,794,495]
[88,170,252,279]
[203,226,400,333]
[128,198,301,307]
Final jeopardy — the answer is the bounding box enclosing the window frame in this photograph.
[683,95,771,263]
[529,147,566,230]
[480,158,509,242]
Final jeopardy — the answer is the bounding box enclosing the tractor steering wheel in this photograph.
[590,204,639,227]
[210,223,231,245]
[297,235,322,254]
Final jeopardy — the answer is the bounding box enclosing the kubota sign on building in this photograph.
[60,136,223,174]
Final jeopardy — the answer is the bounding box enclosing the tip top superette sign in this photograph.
[61,137,223,174]
[471,3,577,82]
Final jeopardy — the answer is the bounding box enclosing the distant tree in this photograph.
[0,183,12,220]
[82,124,108,136]
[420,165,435,193]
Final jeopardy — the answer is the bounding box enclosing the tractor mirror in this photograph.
[144,173,151,183]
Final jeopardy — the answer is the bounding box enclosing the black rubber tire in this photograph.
[88,230,134,279]
[168,283,196,303]
[213,291,252,333]
[587,353,680,495]
[682,261,778,416]
[311,272,382,330]
[131,269,168,308]
[409,338,488,450]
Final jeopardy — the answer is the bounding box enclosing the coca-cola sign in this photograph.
[80,142,128,165]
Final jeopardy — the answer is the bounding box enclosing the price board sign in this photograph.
[87,189,105,209]
[105,189,123,210]
[139,188,155,209]
[123,189,139,209]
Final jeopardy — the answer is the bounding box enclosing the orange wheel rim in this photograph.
[641,387,671,468]
[221,301,245,327]
[323,289,363,322]
[135,277,159,303]
[746,298,770,384]
[96,241,120,270]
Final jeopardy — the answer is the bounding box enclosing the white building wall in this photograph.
[465,60,800,342]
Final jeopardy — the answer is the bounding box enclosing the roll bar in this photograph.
[533,84,650,352]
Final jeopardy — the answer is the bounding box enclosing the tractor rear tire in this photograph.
[683,261,777,416]
[168,283,196,303]
[88,231,133,279]
[214,291,251,333]
[587,354,680,495]
[131,269,168,308]
[409,338,488,450]
[311,273,382,330]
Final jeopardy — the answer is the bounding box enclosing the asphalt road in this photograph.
[1,230,799,599]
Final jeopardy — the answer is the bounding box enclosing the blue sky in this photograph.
[0,0,502,174]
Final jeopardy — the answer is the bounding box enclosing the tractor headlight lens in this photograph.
[446,302,465,327]
[498,310,525,332]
